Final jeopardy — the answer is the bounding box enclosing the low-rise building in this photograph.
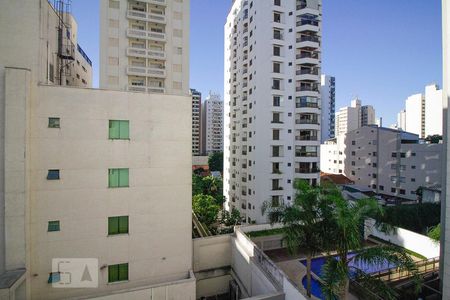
[320,126,442,201]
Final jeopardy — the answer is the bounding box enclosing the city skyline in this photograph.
[72,0,442,126]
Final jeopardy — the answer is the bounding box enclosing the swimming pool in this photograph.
[300,252,397,299]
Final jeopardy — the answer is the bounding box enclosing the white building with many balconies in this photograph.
[224,0,322,224]
[191,89,202,155]
[335,98,376,137]
[99,0,190,95]
[201,92,224,155]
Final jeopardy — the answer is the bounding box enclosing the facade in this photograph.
[201,92,224,155]
[334,98,376,137]
[397,109,406,131]
[320,74,335,142]
[400,84,443,138]
[441,0,450,296]
[99,0,190,96]
[224,0,322,223]
[0,0,194,299]
[320,126,442,201]
[191,89,202,155]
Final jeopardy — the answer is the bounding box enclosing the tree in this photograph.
[220,208,241,227]
[321,188,421,299]
[193,194,220,226]
[425,134,442,144]
[262,180,333,298]
[202,175,225,206]
[208,152,223,173]
[428,224,441,242]
[192,174,204,196]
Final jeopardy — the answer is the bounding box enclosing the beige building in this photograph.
[335,99,376,137]
[0,0,194,299]
[99,0,190,96]
[321,126,442,201]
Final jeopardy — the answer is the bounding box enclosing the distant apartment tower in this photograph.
[224,0,322,223]
[397,109,406,131]
[335,98,376,136]
[401,84,443,138]
[191,89,202,155]
[321,126,442,201]
[100,0,190,95]
[320,75,336,142]
[201,92,224,154]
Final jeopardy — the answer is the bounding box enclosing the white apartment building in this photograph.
[320,74,335,142]
[441,0,450,296]
[201,92,224,155]
[99,0,190,96]
[320,126,442,201]
[224,0,322,224]
[335,98,376,137]
[400,84,443,138]
[191,89,202,155]
[0,1,194,299]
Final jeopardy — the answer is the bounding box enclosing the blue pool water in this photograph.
[300,253,397,299]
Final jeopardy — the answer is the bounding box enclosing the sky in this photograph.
[72,0,442,126]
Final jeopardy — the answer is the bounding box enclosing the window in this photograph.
[109,120,129,140]
[399,189,406,195]
[372,174,377,179]
[48,117,60,128]
[273,62,281,73]
[351,151,355,156]
[373,152,377,157]
[108,263,128,283]
[273,96,281,106]
[273,46,281,56]
[47,170,60,180]
[351,141,355,145]
[108,168,129,188]
[392,152,397,158]
[273,129,280,140]
[273,12,281,23]
[49,64,54,83]
[400,153,406,158]
[351,161,355,166]
[391,188,396,193]
[373,163,377,168]
[411,178,416,182]
[48,221,60,232]
[108,216,129,235]
[274,0,280,6]
[351,171,355,175]
[272,79,280,90]
[379,185,384,191]
[411,165,416,169]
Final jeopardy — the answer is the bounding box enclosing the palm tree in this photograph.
[321,188,421,300]
[262,180,333,298]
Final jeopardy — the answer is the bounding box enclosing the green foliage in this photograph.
[375,203,440,234]
[246,228,285,238]
[428,224,441,242]
[192,174,224,206]
[193,194,220,226]
[425,134,442,144]
[208,152,223,172]
[220,208,241,227]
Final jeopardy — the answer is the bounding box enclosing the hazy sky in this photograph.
[72,0,442,126]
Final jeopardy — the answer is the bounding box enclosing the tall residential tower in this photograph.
[201,92,224,155]
[100,0,190,95]
[320,74,335,142]
[191,89,202,155]
[224,0,322,224]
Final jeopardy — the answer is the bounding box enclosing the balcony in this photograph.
[127,66,166,78]
[295,118,319,125]
[127,28,166,42]
[296,35,320,48]
[296,68,319,76]
[127,47,166,60]
[127,85,165,94]
[127,10,166,24]
[135,0,167,5]
[296,84,319,93]
[295,167,320,174]
[295,135,318,141]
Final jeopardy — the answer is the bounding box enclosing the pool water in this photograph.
[300,252,397,299]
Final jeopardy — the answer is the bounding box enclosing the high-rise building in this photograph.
[441,0,450,296]
[0,1,194,298]
[335,98,376,137]
[321,126,442,201]
[201,92,224,155]
[224,0,322,224]
[400,84,443,138]
[99,0,190,96]
[191,89,202,156]
[320,75,335,142]
[397,109,406,131]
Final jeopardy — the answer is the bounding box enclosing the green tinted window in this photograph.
[108,263,128,283]
[109,120,129,139]
[48,221,60,232]
[108,168,129,188]
[108,216,129,235]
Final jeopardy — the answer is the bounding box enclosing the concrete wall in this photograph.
[193,235,231,272]
[366,219,440,259]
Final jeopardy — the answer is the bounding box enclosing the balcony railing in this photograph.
[296,20,319,27]
[296,69,319,76]
[295,167,319,174]
[127,85,165,94]
[127,47,166,60]
[127,28,166,41]
[296,85,319,92]
[127,10,166,23]
[295,151,318,157]
[296,52,319,59]
[295,118,319,125]
[127,66,166,77]
[296,35,320,43]
[295,135,318,141]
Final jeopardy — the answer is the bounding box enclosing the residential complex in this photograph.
[191,89,202,155]
[441,0,450,296]
[201,92,224,155]
[399,84,443,138]
[334,98,376,137]
[99,0,190,95]
[223,0,322,223]
[321,126,442,201]
[320,74,336,142]
[0,0,194,299]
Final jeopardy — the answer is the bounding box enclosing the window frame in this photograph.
[108,216,129,235]
[108,168,129,188]
[108,263,129,283]
[48,220,60,232]
[109,120,130,140]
